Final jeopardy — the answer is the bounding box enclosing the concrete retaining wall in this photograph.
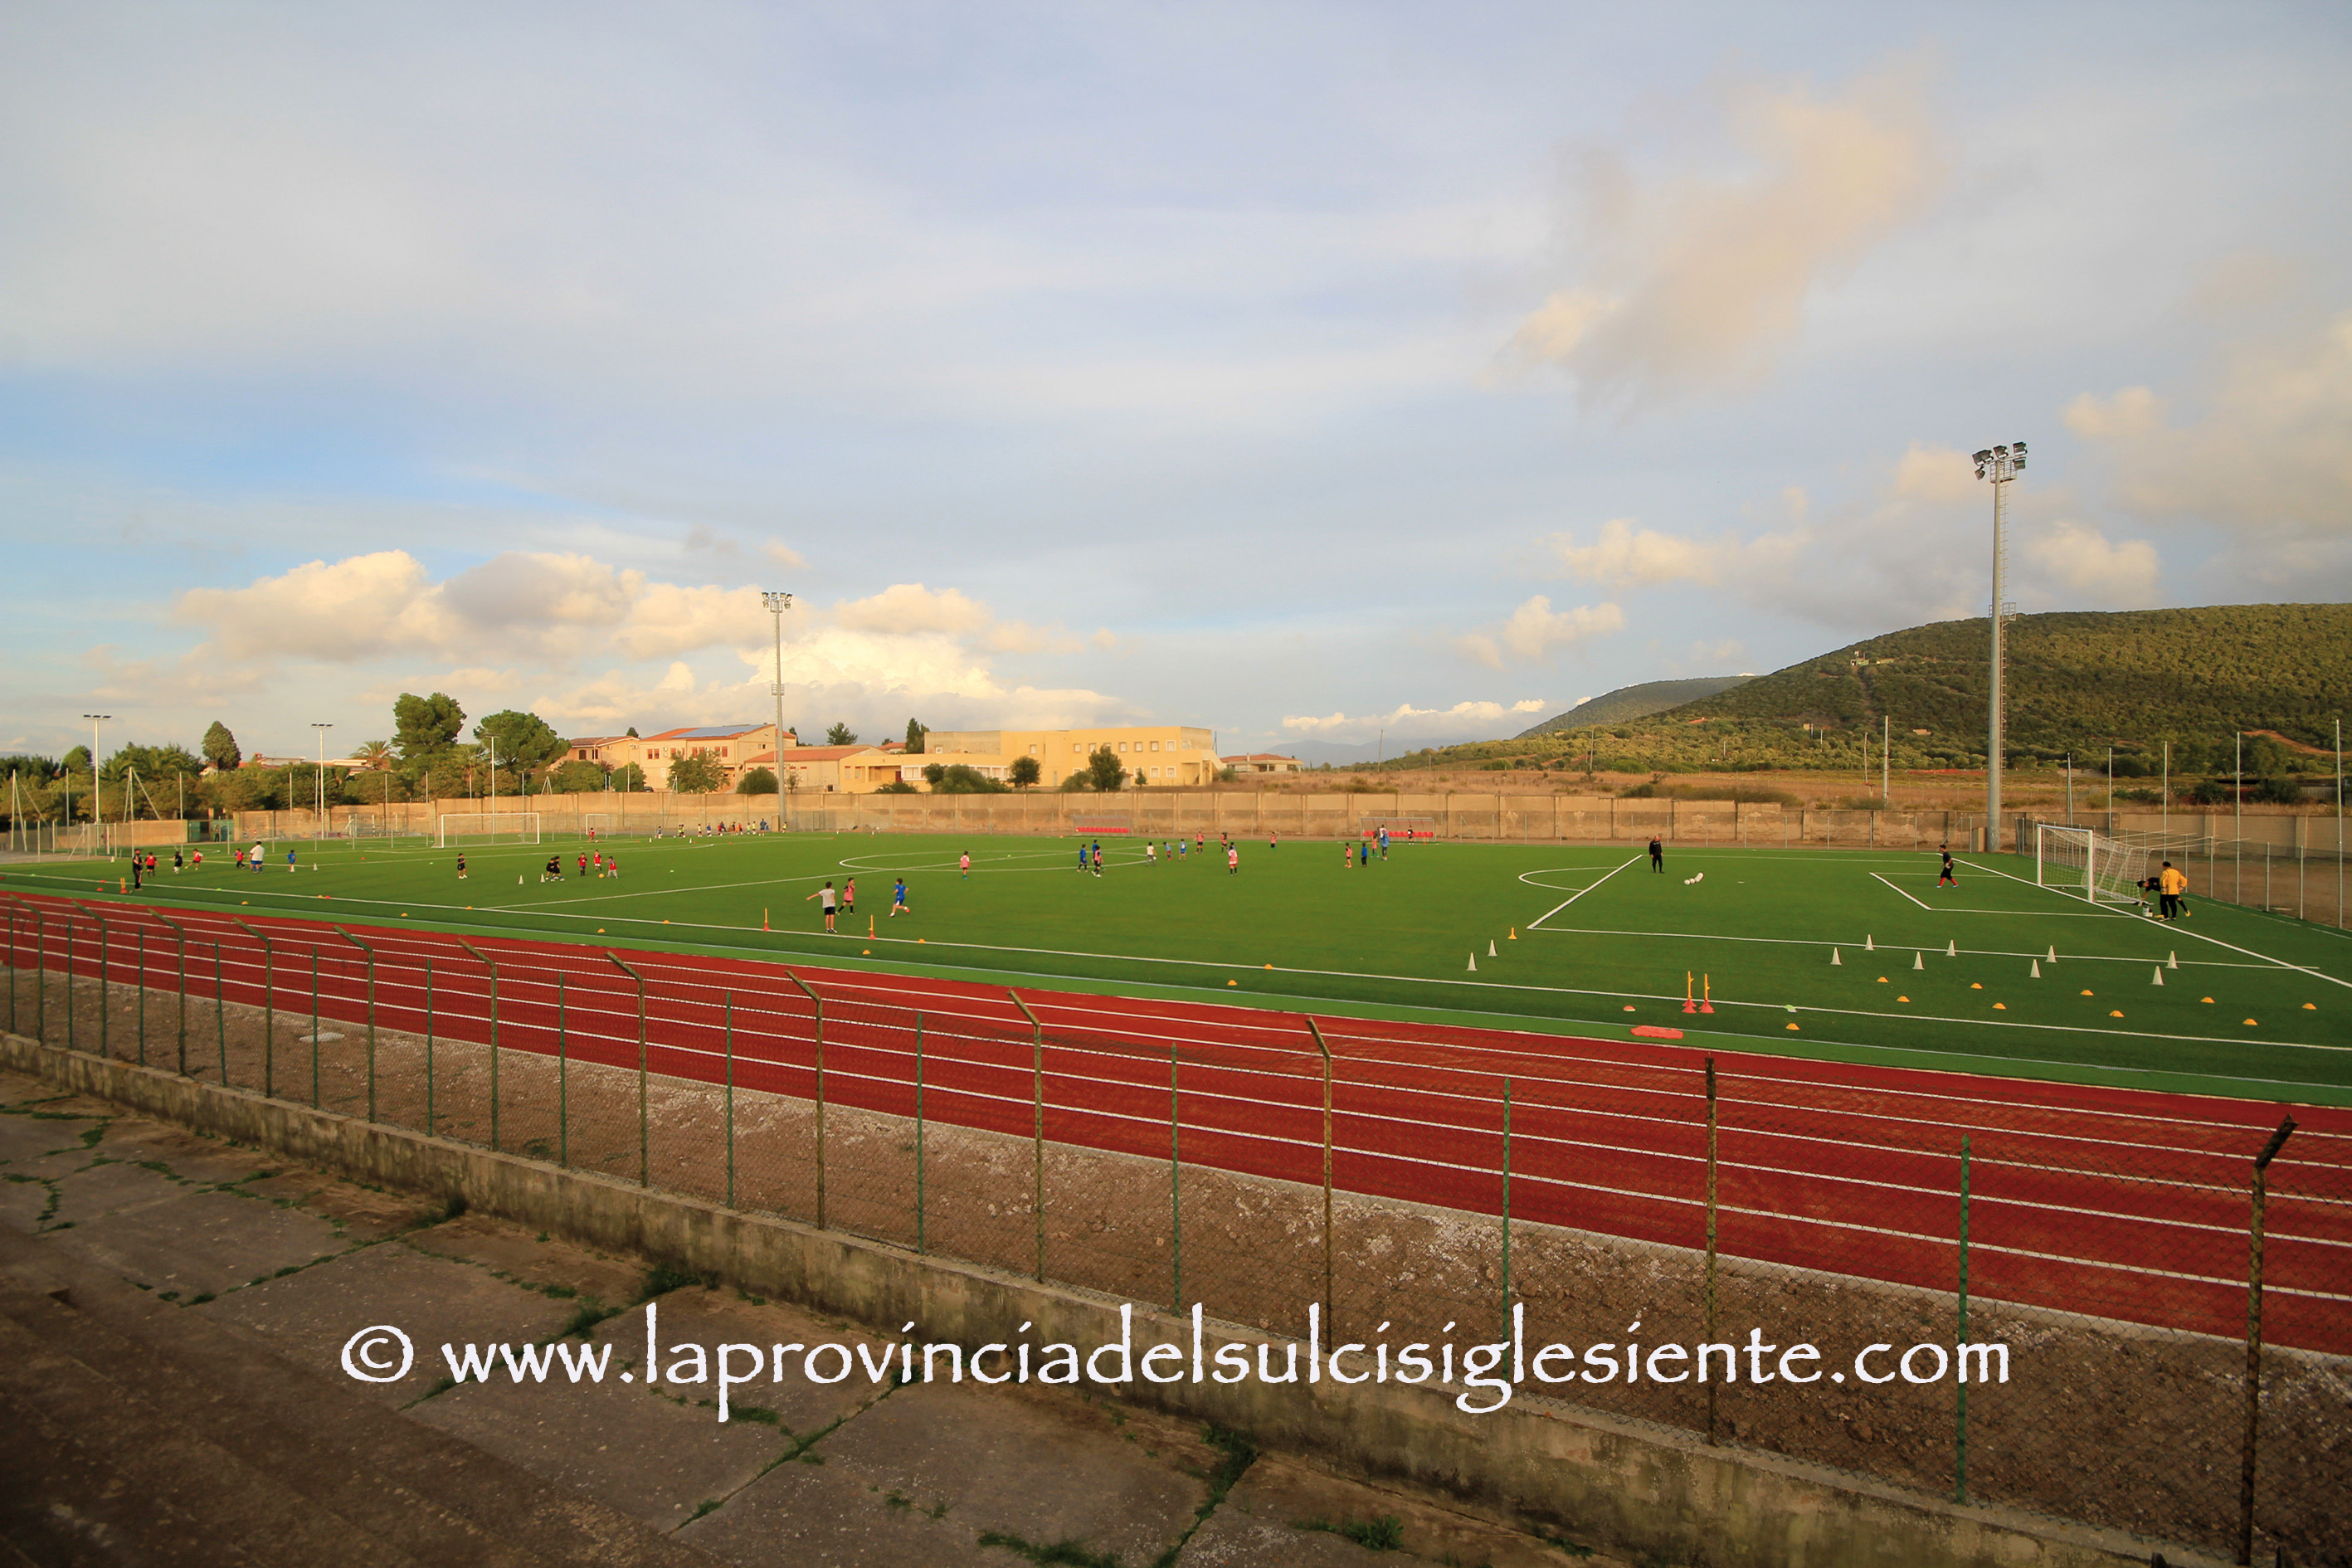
[1,1031,2219,1568]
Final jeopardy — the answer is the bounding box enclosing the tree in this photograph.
[625,726,640,738]
[667,752,726,793]
[394,692,467,759]
[474,709,567,771]
[826,722,858,746]
[1009,755,1040,789]
[609,762,649,792]
[201,721,241,772]
[548,759,609,792]
[904,718,927,753]
[353,739,394,772]
[1083,746,1127,793]
[736,767,779,795]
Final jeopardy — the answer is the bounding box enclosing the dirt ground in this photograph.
[9,965,2347,1562]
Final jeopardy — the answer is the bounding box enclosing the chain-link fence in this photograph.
[4,889,2345,1563]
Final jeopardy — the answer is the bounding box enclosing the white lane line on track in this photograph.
[1527,855,1641,929]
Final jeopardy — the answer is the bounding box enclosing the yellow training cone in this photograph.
[1786,1022,1799,1030]
[1970,981,1982,990]
[2304,1002,2318,1010]
[2109,1010,2124,1018]
[1993,1002,2006,1010]
[2244,1018,2258,1026]
[1508,928,1517,940]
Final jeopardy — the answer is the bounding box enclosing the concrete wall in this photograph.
[0,1030,2223,1568]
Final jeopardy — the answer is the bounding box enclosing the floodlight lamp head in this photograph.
[762,590,793,612]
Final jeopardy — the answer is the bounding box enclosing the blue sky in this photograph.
[4,2,2348,762]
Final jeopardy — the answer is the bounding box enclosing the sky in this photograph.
[4,2,2349,764]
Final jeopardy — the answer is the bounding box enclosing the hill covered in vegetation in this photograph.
[1515,675,1753,737]
[1381,604,2351,780]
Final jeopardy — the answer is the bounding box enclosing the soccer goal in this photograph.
[2034,824,2154,907]
[1366,817,1441,841]
[1071,815,1133,835]
[436,811,542,846]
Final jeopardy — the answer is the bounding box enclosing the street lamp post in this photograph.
[312,723,334,834]
[83,714,110,855]
[762,591,793,806]
[1973,441,2027,852]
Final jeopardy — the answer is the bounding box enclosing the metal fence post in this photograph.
[1169,1042,1181,1312]
[135,929,145,1066]
[1956,1134,1971,1503]
[424,958,436,1136]
[557,976,568,1168]
[234,922,275,1098]
[212,942,227,1085]
[63,917,74,1054]
[790,971,826,1225]
[339,930,377,1122]
[2239,1116,2296,1566]
[1010,991,1045,1280]
[95,915,109,1059]
[608,954,647,1186]
[6,903,16,1035]
[915,1012,928,1255]
[723,991,734,1210]
[309,946,320,1106]
[1501,1075,1513,1341]
[154,914,190,1074]
[1705,1056,1720,1446]
[460,941,499,1152]
[35,909,46,1044]
[1306,1018,1334,1332]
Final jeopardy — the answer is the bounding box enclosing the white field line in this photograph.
[1969,855,2352,993]
[1527,855,1642,929]
[1871,872,1933,910]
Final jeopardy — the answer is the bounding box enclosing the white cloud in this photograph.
[2066,312,2352,538]
[1282,698,1549,743]
[1504,61,1942,410]
[2023,520,2161,604]
[1454,596,1624,668]
[1549,518,1724,588]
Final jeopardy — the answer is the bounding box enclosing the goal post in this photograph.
[436,811,542,846]
[2034,823,2154,908]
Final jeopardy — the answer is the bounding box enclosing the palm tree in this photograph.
[353,740,396,807]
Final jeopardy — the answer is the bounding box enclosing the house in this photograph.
[1222,753,1303,775]
[919,726,1220,787]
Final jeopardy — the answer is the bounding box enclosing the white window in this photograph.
[1074,743,1083,754]
[1150,740,1160,752]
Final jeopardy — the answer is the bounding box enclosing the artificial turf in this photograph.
[14,829,2350,1104]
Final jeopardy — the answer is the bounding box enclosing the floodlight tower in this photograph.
[762,591,793,785]
[84,714,110,848]
[1973,441,2027,851]
[312,723,333,827]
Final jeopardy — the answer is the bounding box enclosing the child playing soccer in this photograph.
[889,877,910,918]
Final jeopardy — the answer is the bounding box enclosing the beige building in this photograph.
[1223,752,1303,775]
[919,725,1219,788]
[566,723,790,791]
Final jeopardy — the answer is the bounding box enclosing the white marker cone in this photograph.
[1830,948,1842,966]
[2030,959,2043,978]
[2047,945,2057,962]
[2152,967,2165,986]
[1468,953,1478,971]
[2166,952,2178,970]
[1865,935,1875,951]
[1946,939,1957,957]
[1912,952,1925,970]
[1488,939,1497,957]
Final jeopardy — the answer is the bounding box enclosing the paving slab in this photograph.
[402,1209,649,1307]
[675,1454,1000,1568]
[195,1234,579,1409]
[799,1376,1212,1566]
[590,1285,901,1434]
[240,1166,444,1241]
[41,1164,352,1298]
[1178,1453,1628,1568]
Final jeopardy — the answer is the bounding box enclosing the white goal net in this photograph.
[436,811,542,846]
[2035,824,2156,908]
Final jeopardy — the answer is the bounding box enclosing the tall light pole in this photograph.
[762,591,793,795]
[312,723,333,831]
[1973,441,2027,851]
[84,713,110,852]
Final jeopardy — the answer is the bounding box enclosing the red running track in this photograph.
[7,892,2349,1352]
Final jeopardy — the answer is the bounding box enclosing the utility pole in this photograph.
[1972,442,2026,852]
[1882,714,1890,806]
[311,723,333,833]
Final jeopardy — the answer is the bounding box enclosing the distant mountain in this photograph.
[1517,676,1755,738]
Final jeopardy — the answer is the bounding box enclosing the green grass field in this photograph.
[17,830,2351,1103]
